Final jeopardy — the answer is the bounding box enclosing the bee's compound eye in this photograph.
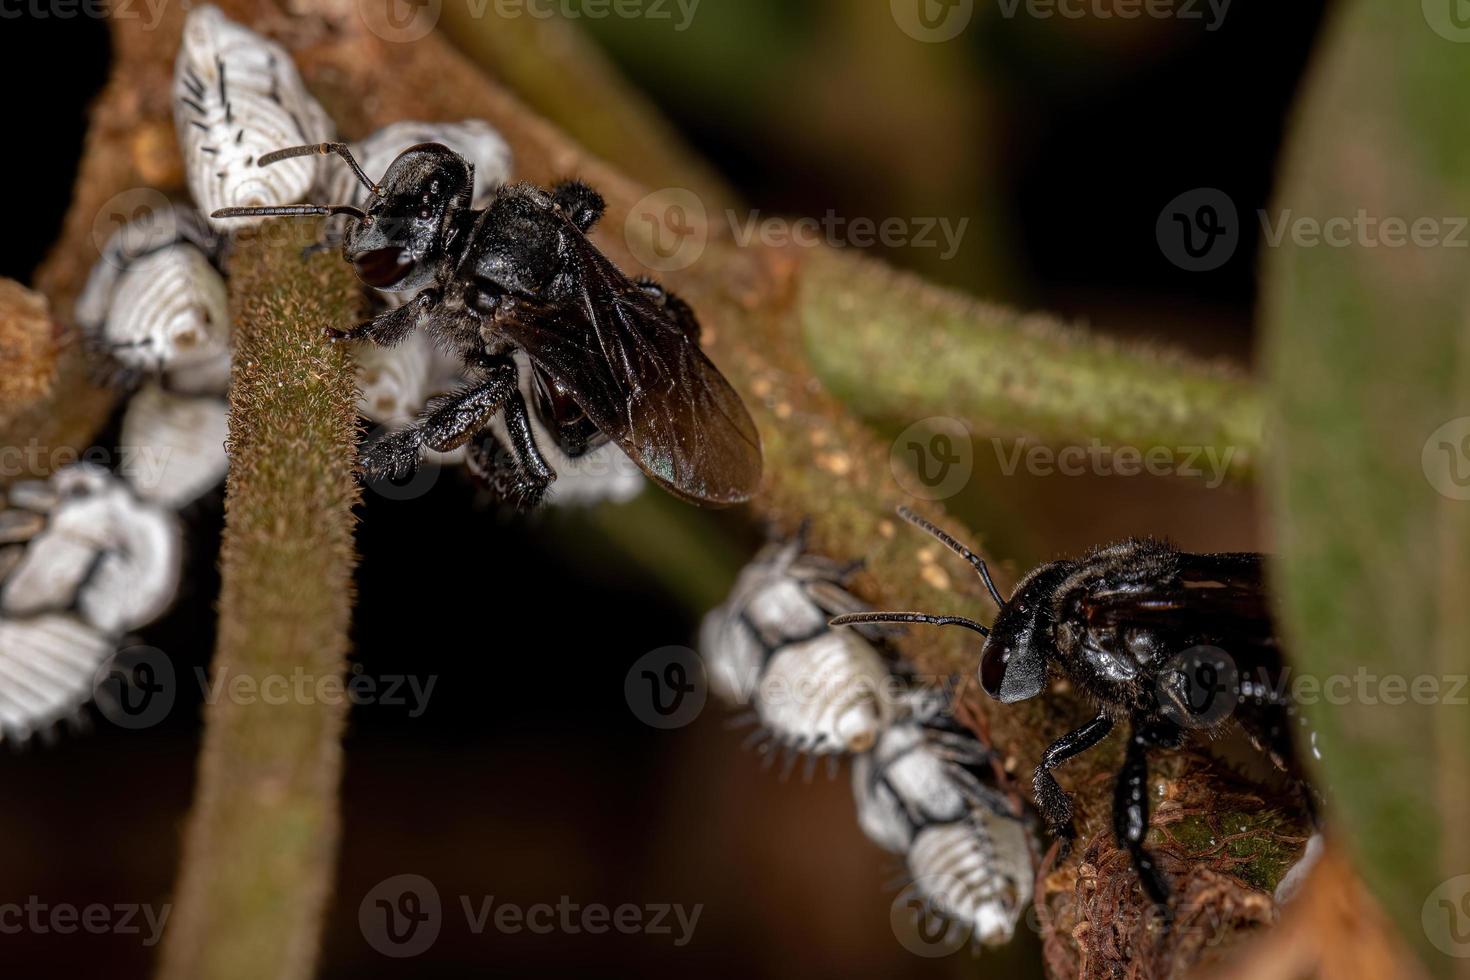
[980,637,1047,703]
[353,247,414,289]
[980,642,1010,699]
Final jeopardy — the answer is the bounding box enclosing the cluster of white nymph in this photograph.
[699,533,1035,948]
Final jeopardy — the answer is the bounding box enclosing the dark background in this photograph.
[0,2,1328,977]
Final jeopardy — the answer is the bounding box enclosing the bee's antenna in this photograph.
[259,142,383,197]
[212,204,368,221]
[896,506,1007,609]
[830,611,990,638]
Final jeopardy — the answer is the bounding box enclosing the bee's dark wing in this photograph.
[492,248,762,506]
[1080,552,1281,671]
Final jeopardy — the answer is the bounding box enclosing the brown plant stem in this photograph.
[156,221,362,980]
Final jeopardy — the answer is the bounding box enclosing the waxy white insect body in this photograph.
[0,466,187,743]
[174,4,333,229]
[701,537,890,757]
[0,466,183,636]
[852,689,1034,946]
[76,203,232,395]
[322,120,512,213]
[0,614,115,743]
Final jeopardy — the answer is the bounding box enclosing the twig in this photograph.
[156,221,362,980]
[800,246,1263,481]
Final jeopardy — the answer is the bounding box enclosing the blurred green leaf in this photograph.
[1263,3,1470,974]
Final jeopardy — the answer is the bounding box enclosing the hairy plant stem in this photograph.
[156,222,362,980]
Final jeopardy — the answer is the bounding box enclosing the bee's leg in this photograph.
[1033,712,1113,852]
[417,358,520,453]
[1112,722,1181,916]
[325,289,438,347]
[636,278,701,342]
[465,430,520,499]
[1239,696,1324,826]
[497,389,555,508]
[361,357,518,481]
[359,428,425,483]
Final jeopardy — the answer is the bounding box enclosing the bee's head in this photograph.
[344,143,473,292]
[979,561,1071,703]
[829,507,1059,704]
[210,141,473,294]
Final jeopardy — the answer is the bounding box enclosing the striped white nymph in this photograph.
[852,689,1034,946]
[701,535,891,758]
[118,382,230,509]
[76,203,232,395]
[174,4,334,229]
[0,465,183,636]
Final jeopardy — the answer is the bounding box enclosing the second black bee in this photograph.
[834,508,1317,911]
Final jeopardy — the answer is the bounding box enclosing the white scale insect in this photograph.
[853,688,1034,947]
[0,465,184,742]
[700,535,893,764]
[173,4,333,229]
[76,202,232,397]
[78,202,233,507]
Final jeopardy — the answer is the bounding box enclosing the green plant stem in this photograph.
[801,247,1264,480]
[155,223,361,980]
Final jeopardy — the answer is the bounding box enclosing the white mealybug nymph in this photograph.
[700,534,892,763]
[853,689,1034,947]
[322,120,512,213]
[0,614,115,743]
[76,202,232,395]
[354,331,454,426]
[0,465,182,636]
[174,4,333,229]
[118,382,230,509]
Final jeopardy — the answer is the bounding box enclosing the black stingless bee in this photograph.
[214,141,762,507]
[833,508,1317,912]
